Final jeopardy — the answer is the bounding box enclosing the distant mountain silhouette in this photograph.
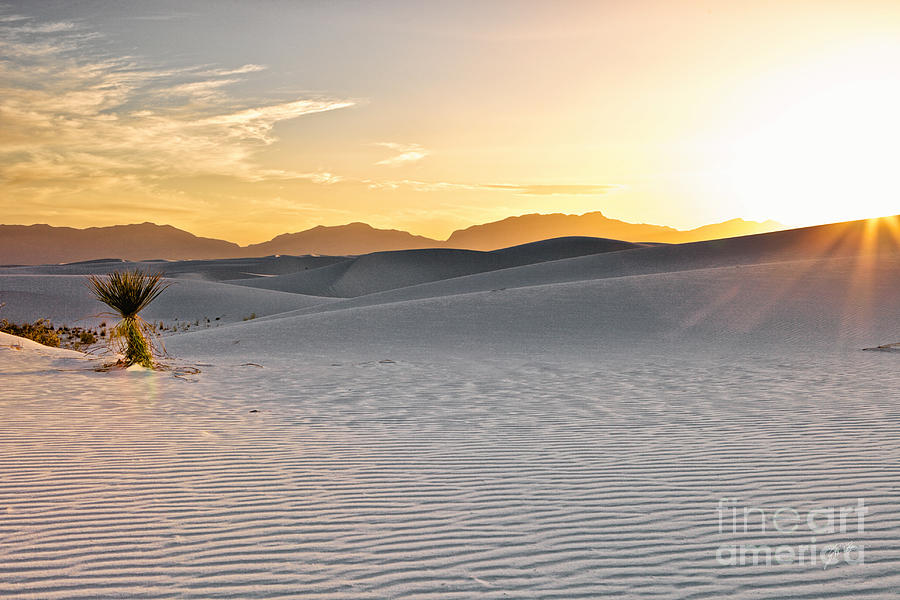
[446,212,782,250]
[243,222,438,256]
[0,213,784,265]
[0,223,241,265]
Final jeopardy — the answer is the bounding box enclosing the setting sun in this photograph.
[717,40,900,226]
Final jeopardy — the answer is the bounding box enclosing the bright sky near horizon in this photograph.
[1,0,899,244]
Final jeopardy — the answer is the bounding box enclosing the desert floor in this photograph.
[2,218,899,598]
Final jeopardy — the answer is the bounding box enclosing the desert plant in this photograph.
[0,318,60,347]
[86,270,170,368]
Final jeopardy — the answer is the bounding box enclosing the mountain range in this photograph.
[0,212,782,265]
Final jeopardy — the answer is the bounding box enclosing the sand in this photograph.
[1,217,899,598]
[0,274,334,331]
[229,236,643,297]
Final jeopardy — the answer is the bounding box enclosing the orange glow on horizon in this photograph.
[2,3,900,243]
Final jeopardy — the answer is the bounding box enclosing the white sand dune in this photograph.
[2,217,900,599]
[0,274,334,328]
[239,216,900,326]
[333,215,900,307]
[167,252,900,363]
[1,255,346,282]
[230,237,641,297]
[227,258,355,295]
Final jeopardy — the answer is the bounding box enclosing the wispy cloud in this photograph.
[374,142,429,167]
[481,184,624,195]
[15,20,78,33]
[0,12,355,190]
[128,13,197,22]
[365,179,624,195]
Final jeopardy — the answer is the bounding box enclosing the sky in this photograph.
[1,0,899,244]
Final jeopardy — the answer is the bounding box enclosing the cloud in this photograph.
[200,99,356,143]
[127,13,197,22]
[481,184,625,195]
[368,179,472,192]
[374,142,429,167]
[365,179,623,195]
[202,63,266,76]
[14,21,78,33]
[0,13,355,190]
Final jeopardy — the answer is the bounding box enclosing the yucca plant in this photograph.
[86,270,170,368]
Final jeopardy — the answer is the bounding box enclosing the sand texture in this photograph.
[2,217,899,598]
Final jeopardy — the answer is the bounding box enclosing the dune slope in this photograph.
[240,215,900,323]
[230,236,642,297]
[166,252,900,362]
[0,275,334,328]
[1,255,346,281]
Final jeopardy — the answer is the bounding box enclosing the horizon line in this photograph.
[0,210,791,247]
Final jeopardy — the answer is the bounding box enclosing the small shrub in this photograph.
[0,318,61,347]
[243,312,257,321]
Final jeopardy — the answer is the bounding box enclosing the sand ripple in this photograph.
[1,350,899,598]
